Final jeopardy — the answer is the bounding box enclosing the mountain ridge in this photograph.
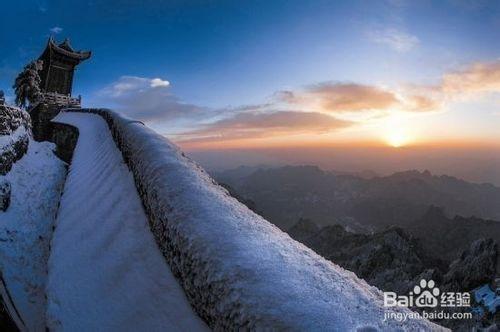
[214,165,500,231]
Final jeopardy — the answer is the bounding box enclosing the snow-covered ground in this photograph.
[0,139,67,331]
[46,113,207,331]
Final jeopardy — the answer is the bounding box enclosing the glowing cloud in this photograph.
[279,83,399,113]
[177,111,354,143]
[442,60,500,96]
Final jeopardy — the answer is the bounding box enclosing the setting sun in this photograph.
[385,130,411,148]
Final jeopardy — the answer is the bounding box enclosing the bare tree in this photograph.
[13,60,43,108]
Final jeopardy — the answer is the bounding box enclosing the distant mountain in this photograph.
[289,218,497,292]
[216,165,500,280]
[406,206,500,264]
[214,165,500,230]
[211,165,273,184]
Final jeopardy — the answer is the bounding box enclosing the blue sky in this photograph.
[1,0,500,148]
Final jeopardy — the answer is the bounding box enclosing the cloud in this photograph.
[441,60,500,96]
[178,111,354,142]
[403,94,441,112]
[50,26,63,34]
[279,83,399,113]
[37,0,47,12]
[98,76,205,122]
[382,60,500,112]
[368,28,419,53]
[103,76,150,97]
[150,78,170,88]
[98,59,500,144]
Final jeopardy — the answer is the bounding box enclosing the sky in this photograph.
[1,0,500,181]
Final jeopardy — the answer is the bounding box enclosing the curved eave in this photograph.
[47,38,91,61]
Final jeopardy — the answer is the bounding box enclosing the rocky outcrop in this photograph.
[48,122,78,163]
[29,103,61,141]
[407,206,500,263]
[0,180,11,212]
[443,238,498,291]
[290,219,498,294]
[289,220,444,294]
[0,104,30,135]
[0,104,31,175]
[288,218,320,243]
[0,136,29,176]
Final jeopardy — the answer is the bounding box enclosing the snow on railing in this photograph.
[59,108,445,331]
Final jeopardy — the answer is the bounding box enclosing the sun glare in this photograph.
[386,131,410,148]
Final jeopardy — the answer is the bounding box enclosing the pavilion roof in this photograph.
[44,37,91,61]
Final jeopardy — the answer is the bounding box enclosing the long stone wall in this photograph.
[57,108,445,331]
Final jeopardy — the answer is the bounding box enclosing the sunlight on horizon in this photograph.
[385,130,411,148]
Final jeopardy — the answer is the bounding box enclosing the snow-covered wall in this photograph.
[0,105,31,175]
[61,108,445,331]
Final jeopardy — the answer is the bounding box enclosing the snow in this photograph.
[46,113,207,331]
[0,138,67,331]
[69,108,447,331]
[0,126,27,152]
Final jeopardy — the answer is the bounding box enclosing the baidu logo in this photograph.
[384,279,440,308]
[383,279,473,322]
[413,279,440,308]
[384,279,470,308]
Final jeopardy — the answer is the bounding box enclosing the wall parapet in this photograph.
[60,108,444,331]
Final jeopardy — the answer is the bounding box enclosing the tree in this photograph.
[13,60,43,109]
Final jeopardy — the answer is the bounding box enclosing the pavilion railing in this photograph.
[43,92,81,108]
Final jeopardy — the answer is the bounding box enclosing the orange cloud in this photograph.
[403,94,441,112]
[279,83,399,113]
[176,111,354,143]
[442,60,500,96]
